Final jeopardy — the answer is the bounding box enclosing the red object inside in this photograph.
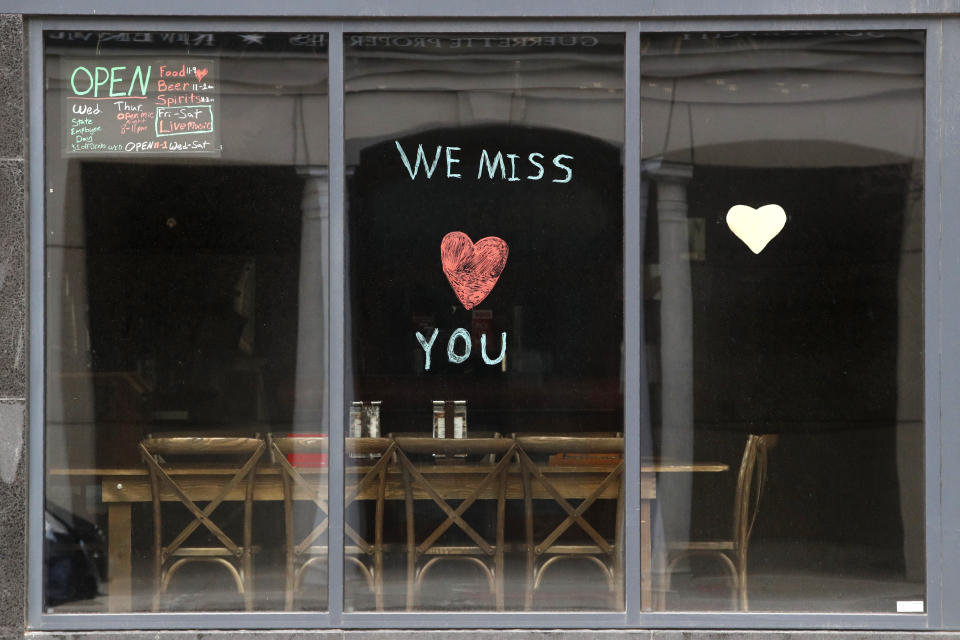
[286,433,328,467]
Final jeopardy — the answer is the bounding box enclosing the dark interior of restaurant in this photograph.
[47,123,923,610]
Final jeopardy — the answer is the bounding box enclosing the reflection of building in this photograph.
[343,34,624,162]
[643,33,923,167]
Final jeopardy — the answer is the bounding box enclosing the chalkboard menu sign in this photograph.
[61,58,220,156]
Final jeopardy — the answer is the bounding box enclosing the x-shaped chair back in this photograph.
[392,436,517,610]
[514,435,625,609]
[139,435,266,611]
[270,435,397,610]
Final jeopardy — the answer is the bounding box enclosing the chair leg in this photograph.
[375,465,388,612]
[716,552,739,611]
[661,557,674,606]
[520,459,535,611]
[738,557,748,611]
[153,564,164,612]
[242,551,254,612]
[283,474,295,611]
[614,474,625,610]
[243,469,256,612]
[401,465,417,611]
[284,557,295,612]
[152,522,162,612]
[495,467,507,612]
[664,550,740,611]
[373,555,384,613]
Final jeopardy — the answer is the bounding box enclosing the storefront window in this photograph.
[35,20,932,628]
[641,31,925,612]
[343,33,625,611]
[43,30,329,612]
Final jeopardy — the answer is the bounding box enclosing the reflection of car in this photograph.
[45,505,106,607]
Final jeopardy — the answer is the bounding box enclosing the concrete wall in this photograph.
[0,12,26,640]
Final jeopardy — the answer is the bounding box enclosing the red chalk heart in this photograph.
[196,68,209,83]
[441,231,509,310]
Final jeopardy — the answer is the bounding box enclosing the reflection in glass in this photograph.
[344,33,625,611]
[43,31,329,612]
[641,32,925,612]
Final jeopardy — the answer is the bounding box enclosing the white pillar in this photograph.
[647,160,695,546]
[293,167,330,434]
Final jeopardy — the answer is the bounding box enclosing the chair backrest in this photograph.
[511,432,622,439]
[388,431,502,440]
[513,435,624,556]
[269,434,395,459]
[392,435,511,457]
[270,434,329,456]
[391,436,517,556]
[268,434,330,520]
[389,432,503,462]
[142,434,264,457]
[268,434,397,556]
[513,435,624,455]
[139,435,266,560]
[732,434,778,555]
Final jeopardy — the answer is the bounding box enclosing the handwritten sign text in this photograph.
[395,141,574,183]
[62,58,219,156]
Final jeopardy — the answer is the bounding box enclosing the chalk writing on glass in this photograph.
[62,58,219,156]
[441,231,509,311]
[414,329,507,371]
[394,141,573,183]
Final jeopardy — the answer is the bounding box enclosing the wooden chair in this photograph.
[513,434,625,610]
[138,435,266,612]
[392,435,516,610]
[268,434,398,611]
[388,430,502,464]
[663,433,778,611]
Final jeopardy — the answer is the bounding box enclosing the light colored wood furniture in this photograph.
[268,435,398,611]
[53,456,727,612]
[391,436,516,611]
[664,433,778,611]
[514,435,625,610]
[138,435,266,612]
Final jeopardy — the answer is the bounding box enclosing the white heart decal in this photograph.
[726,204,787,254]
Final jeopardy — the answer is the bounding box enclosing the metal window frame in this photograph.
[5,1,960,17]
[25,12,950,632]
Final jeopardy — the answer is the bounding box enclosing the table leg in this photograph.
[107,502,132,612]
[640,498,652,611]
[640,471,656,611]
[614,472,625,610]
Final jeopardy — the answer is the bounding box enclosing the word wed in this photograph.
[415,328,507,371]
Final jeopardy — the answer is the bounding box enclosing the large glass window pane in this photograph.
[641,31,924,612]
[344,33,625,611]
[43,30,329,613]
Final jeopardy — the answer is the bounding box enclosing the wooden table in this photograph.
[51,459,727,612]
